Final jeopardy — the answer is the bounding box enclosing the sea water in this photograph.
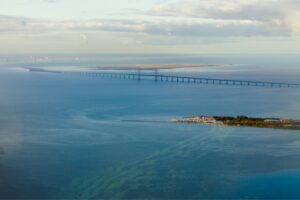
[0,54,300,199]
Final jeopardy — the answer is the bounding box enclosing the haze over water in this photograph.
[0,54,300,199]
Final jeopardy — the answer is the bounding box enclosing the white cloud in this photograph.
[148,0,300,34]
[0,14,291,37]
[149,0,288,20]
[1,1,300,53]
[1,0,300,38]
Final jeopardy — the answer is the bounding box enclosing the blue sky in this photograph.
[0,0,300,54]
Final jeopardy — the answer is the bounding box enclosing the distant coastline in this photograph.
[90,64,226,71]
[24,63,227,74]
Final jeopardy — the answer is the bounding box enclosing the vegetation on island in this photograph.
[176,115,300,130]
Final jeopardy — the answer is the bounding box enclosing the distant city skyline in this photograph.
[1,0,300,54]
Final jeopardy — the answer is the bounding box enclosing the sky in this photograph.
[1,0,300,54]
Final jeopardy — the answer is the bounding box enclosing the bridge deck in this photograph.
[70,71,300,88]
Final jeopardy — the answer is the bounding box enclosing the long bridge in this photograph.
[67,70,300,88]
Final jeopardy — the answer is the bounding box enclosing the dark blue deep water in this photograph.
[0,55,300,199]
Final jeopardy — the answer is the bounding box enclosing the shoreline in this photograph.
[175,115,300,130]
[89,64,226,71]
[23,63,227,73]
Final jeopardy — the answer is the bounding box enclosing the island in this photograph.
[175,115,300,130]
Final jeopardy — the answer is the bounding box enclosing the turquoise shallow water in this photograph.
[0,56,300,199]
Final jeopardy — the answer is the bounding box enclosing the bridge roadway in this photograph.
[70,71,300,88]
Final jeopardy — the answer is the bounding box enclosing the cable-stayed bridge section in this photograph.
[71,70,300,88]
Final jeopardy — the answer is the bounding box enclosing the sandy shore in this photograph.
[90,64,225,71]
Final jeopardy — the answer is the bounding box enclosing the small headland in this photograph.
[175,115,300,130]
